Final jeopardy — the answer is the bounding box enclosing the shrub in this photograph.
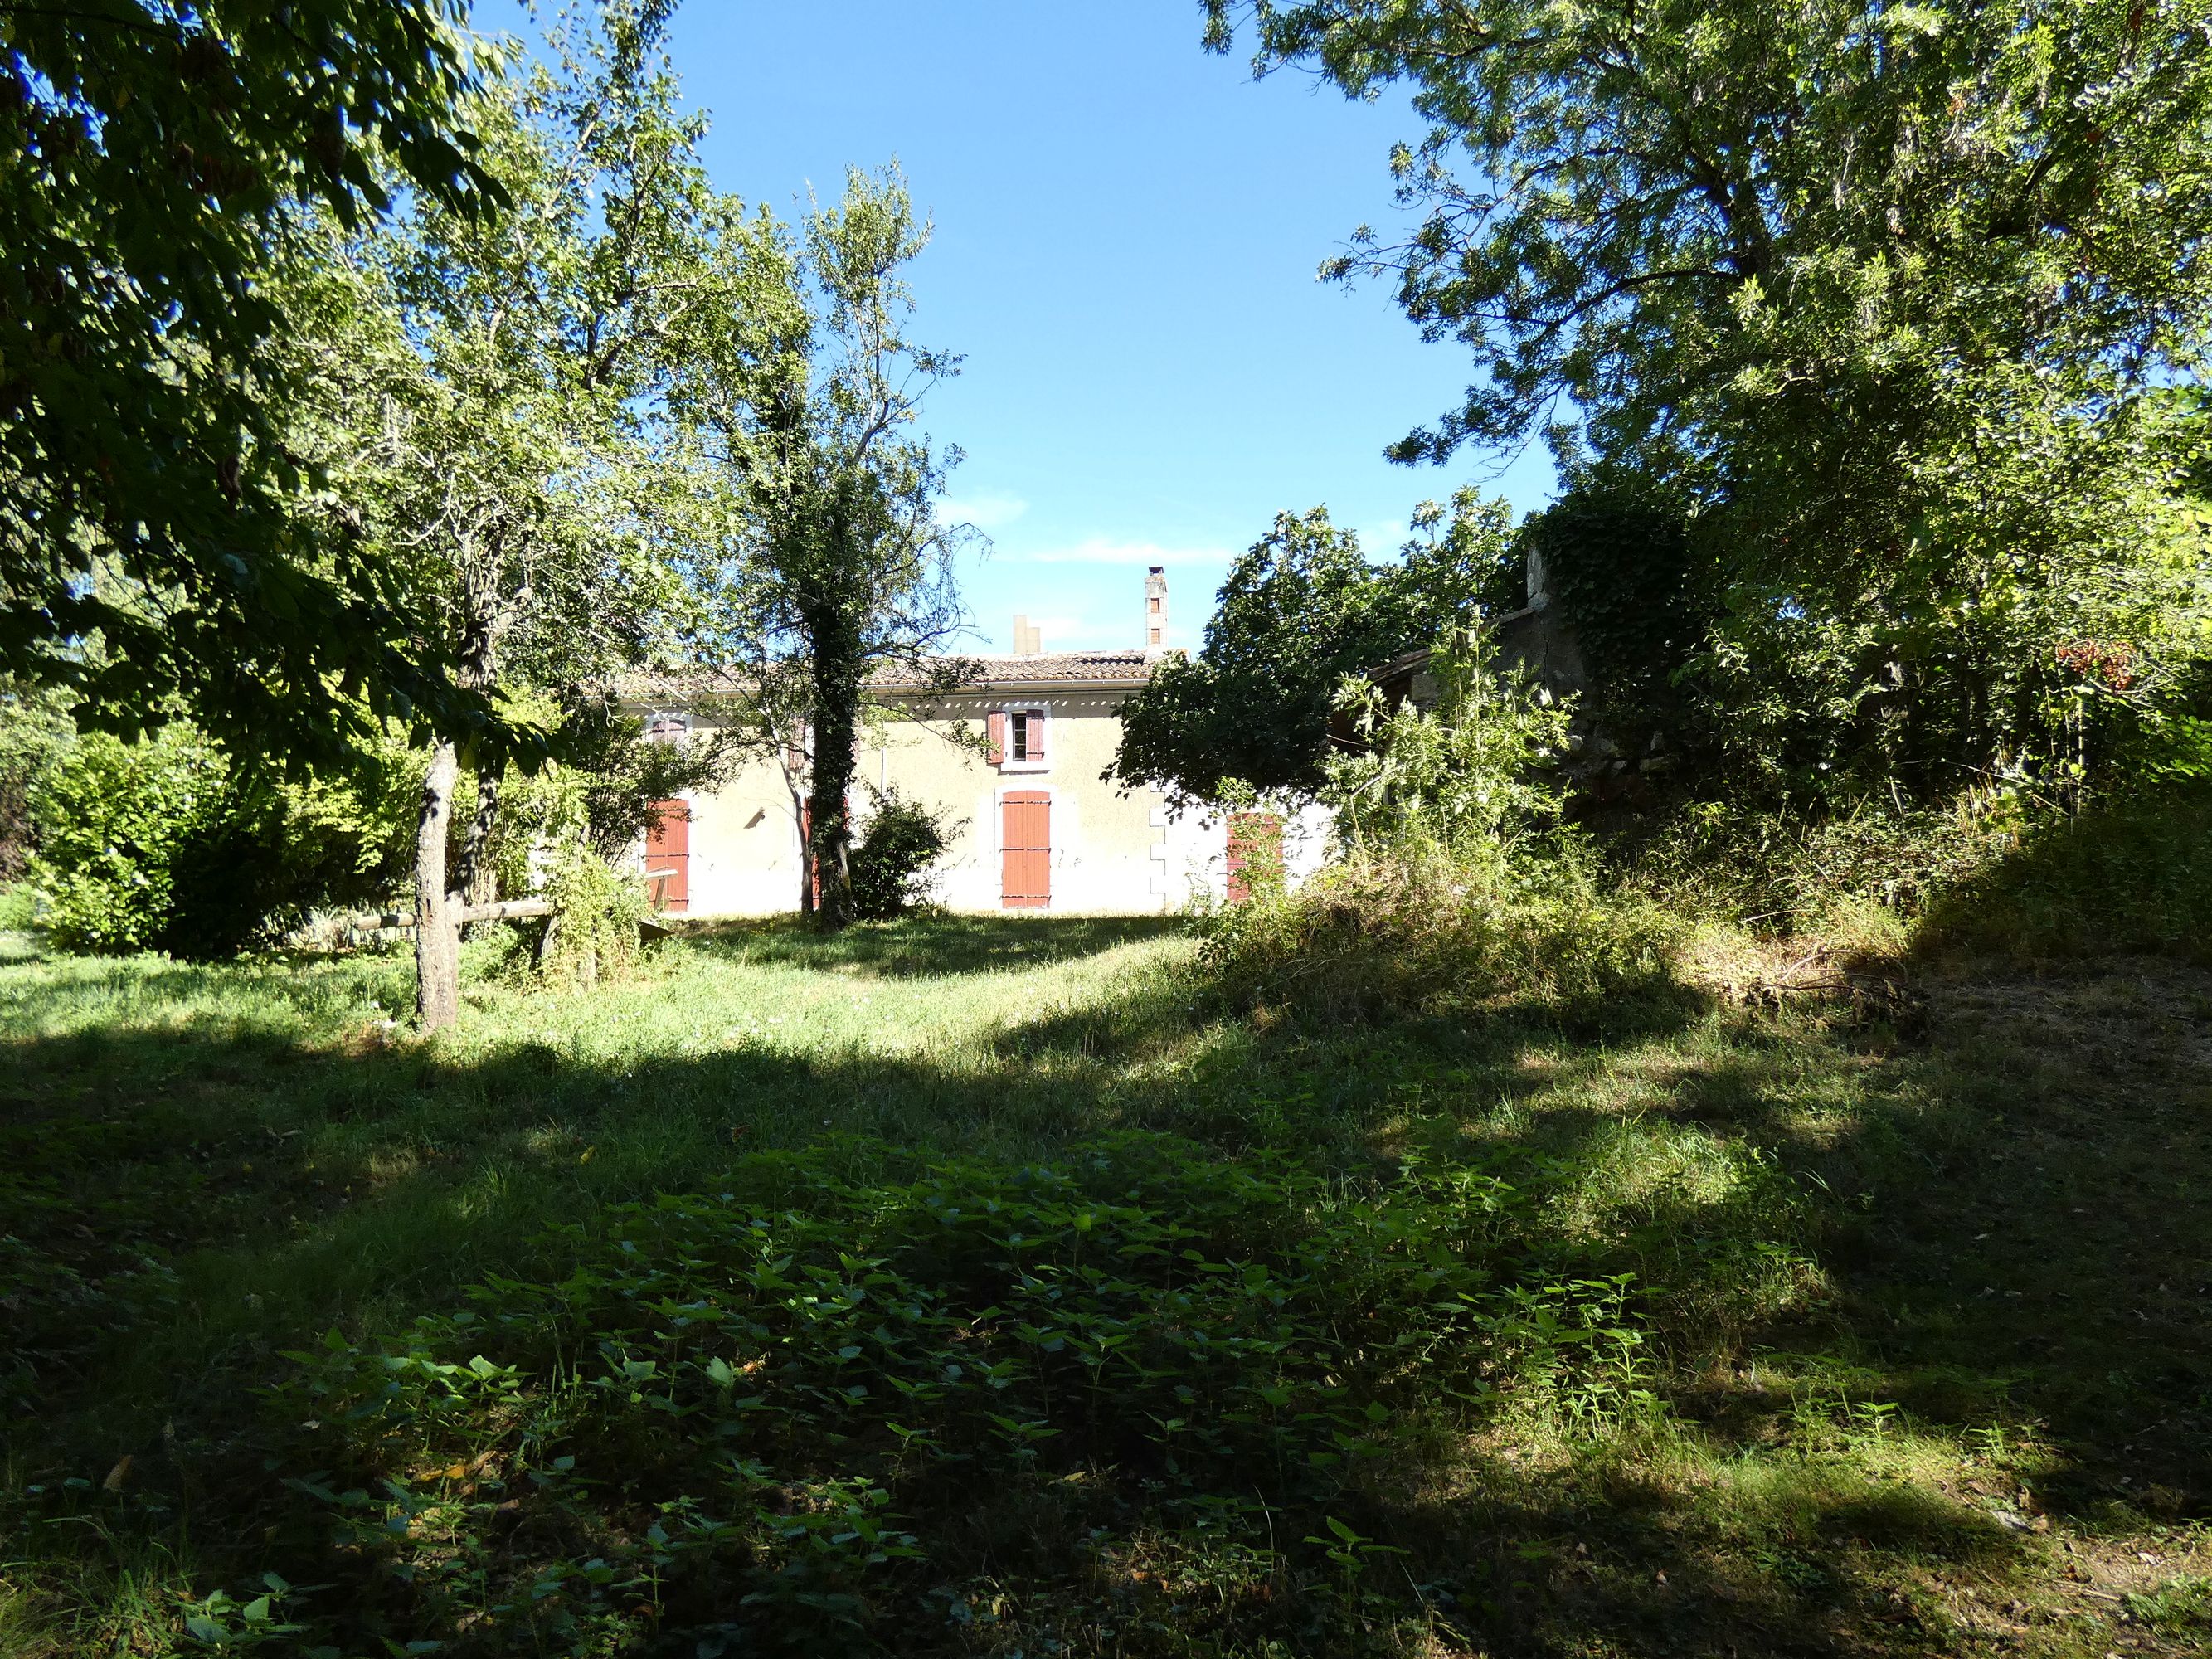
[848,787,951,921]
[1201,629,1686,1022]
[532,846,651,988]
[1614,794,2020,938]
[1203,836,1687,1022]
[27,727,414,957]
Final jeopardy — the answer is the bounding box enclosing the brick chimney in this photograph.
[1144,566,1168,656]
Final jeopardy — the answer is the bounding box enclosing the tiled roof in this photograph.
[873,650,1158,689]
[620,650,1161,704]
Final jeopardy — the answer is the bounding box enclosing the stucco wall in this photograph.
[656,691,1252,917]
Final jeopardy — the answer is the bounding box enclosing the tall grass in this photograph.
[1916,786,2212,962]
[1198,834,1687,1023]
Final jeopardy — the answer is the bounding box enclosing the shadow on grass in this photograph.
[1915,785,2212,966]
[669,911,1187,978]
[2,928,2208,1655]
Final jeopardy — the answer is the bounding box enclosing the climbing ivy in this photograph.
[1523,486,1704,718]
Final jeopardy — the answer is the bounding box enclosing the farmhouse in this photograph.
[624,569,1323,917]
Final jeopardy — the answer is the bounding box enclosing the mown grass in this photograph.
[0,907,2207,1656]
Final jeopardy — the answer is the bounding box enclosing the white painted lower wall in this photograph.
[629,703,1339,918]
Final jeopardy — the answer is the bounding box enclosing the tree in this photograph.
[0,0,508,758]
[1206,0,2212,800]
[315,1,735,1029]
[683,166,970,930]
[1111,494,1512,806]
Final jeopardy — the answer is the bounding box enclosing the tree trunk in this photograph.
[414,738,464,1034]
[455,764,502,918]
[805,620,863,932]
[415,533,509,1031]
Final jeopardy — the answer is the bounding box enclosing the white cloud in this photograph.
[1013,536,1237,567]
[936,491,1029,531]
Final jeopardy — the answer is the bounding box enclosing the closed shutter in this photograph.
[646,799,691,912]
[1000,791,1050,908]
[1226,810,1283,904]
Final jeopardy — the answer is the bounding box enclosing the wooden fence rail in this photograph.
[339,898,554,932]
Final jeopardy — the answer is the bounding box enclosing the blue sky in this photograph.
[495,0,1556,654]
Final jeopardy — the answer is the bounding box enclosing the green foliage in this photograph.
[1203,835,1686,1023]
[848,787,952,921]
[270,1131,1647,1652]
[679,163,970,929]
[0,0,508,758]
[533,847,651,990]
[0,678,72,882]
[1204,634,1685,1019]
[2122,1574,2212,1637]
[2,915,2205,1655]
[1213,0,2212,805]
[1111,494,1514,807]
[1915,786,2212,964]
[1523,480,1704,717]
[1325,629,1571,855]
[1618,795,2017,937]
[26,727,412,958]
[479,699,749,883]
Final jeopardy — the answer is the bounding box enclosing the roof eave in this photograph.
[883,677,1150,697]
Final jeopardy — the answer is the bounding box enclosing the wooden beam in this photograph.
[341,898,554,931]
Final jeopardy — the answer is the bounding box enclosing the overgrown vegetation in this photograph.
[27,727,414,958]
[1210,0,2212,812]
[1203,634,1684,1020]
[1111,495,1514,807]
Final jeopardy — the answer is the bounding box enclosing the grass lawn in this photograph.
[1,914,2208,1656]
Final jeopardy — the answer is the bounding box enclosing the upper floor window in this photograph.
[645,712,689,742]
[989,707,1048,769]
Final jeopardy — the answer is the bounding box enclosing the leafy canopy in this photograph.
[1208,0,2212,800]
[1111,494,1512,807]
[679,163,972,924]
[1,0,507,757]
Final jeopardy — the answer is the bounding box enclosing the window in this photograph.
[644,712,689,742]
[989,707,1048,769]
[1149,596,1161,614]
[1149,626,1162,645]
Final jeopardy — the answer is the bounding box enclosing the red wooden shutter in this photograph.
[1000,791,1050,908]
[1226,810,1283,904]
[986,710,1006,766]
[799,801,817,912]
[1026,709,1046,761]
[645,799,691,912]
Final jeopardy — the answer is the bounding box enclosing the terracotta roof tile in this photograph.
[620,650,1162,705]
[873,651,1158,689]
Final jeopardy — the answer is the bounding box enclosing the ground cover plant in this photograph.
[1,902,2208,1656]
